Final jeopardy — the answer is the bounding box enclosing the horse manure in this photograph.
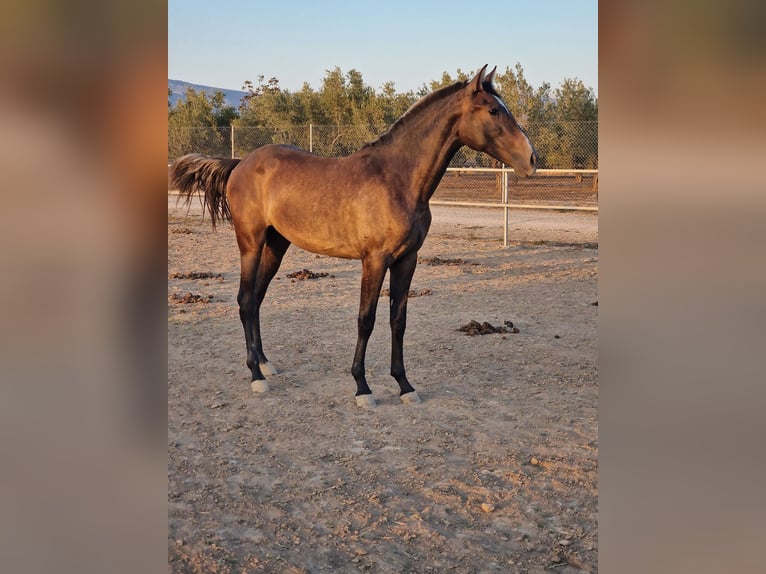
[286,269,329,281]
[170,292,214,304]
[379,288,433,298]
[457,320,519,336]
[169,271,223,280]
[418,256,476,266]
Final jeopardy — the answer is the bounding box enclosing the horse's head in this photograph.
[456,65,537,177]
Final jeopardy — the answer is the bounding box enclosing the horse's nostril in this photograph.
[530,153,536,166]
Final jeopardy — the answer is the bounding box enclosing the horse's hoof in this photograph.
[355,394,378,409]
[260,362,278,377]
[400,391,422,404]
[251,380,270,393]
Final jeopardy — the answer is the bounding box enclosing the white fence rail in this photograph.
[436,167,597,245]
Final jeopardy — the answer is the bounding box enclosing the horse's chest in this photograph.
[390,208,431,257]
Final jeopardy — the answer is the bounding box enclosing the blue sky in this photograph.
[168,0,597,96]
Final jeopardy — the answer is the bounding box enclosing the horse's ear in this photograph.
[471,65,488,93]
[483,66,497,91]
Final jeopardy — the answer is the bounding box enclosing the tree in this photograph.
[379,81,416,124]
[422,68,471,95]
[554,78,598,121]
[494,63,553,124]
[168,87,231,159]
[235,76,311,153]
[547,78,598,168]
[210,91,237,127]
[319,67,351,128]
[314,67,362,155]
[167,66,597,167]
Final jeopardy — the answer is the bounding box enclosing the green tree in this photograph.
[314,67,362,155]
[168,87,231,159]
[422,68,471,95]
[238,75,289,127]
[378,81,416,124]
[494,63,553,124]
[554,78,598,121]
[210,91,238,127]
[319,67,351,128]
[168,65,597,167]
[545,78,598,168]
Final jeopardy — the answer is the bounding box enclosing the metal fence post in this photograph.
[309,123,313,153]
[502,164,509,247]
[231,125,235,158]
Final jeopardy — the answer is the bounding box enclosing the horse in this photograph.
[171,65,537,408]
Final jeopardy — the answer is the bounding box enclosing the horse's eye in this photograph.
[489,108,499,116]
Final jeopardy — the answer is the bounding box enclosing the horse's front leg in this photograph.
[351,257,388,408]
[389,251,421,404]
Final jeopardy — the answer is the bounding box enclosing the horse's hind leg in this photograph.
[252,228,291,377]
[237,227,290,393]
[236,225,268,392]
[389,251,421,404]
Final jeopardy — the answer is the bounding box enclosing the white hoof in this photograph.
[260,361,278,377]
[251,379,270,393]
[400,391,422,404]
[355,394,378,408]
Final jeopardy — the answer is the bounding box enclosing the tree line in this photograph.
[168,64,598,168]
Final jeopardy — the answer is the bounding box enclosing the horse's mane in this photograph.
[360,81,469,150]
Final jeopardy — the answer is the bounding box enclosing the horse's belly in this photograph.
[292,237,361,260]
[278,224,364,260]
[267,192,421,261]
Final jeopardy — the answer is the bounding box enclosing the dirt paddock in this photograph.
[168,199,598,573]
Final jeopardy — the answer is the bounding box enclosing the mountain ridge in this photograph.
[168,79,248,109]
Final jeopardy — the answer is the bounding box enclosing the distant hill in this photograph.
[168,79,248,109]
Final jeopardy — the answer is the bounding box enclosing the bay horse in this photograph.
[171,65,536,408]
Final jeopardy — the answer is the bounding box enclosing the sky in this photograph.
[168,0,597,97]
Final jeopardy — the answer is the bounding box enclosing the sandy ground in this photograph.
[168,199,598,573]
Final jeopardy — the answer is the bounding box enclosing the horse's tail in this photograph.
[170,154,241,228]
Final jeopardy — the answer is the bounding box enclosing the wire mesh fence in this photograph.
[435,168,598,208]
[168,122,598,207]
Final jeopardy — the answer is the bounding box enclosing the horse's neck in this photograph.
[379,98,463,203]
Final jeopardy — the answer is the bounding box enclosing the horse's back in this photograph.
[225,145,421,259]
[242,144,330,170]
[228,144,315,200]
